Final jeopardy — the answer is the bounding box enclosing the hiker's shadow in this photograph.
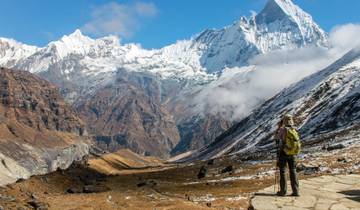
[339,190,360,203]
[254,193,278,197]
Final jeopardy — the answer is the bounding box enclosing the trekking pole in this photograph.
[274,139,280,193]
[274,169,277,193]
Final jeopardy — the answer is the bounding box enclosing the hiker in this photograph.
[275,114,300,197]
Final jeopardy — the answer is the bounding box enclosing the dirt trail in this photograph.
[250,174,360,210]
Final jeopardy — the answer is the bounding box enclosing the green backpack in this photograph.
[283,127,301,155]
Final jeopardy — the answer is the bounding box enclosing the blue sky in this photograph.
[0,0,359,49]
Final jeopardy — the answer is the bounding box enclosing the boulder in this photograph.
[207,159,215,166]
[221,165,234,174]
[137,180,157,188]
[197,166,207,179]
[337,157,349,163]
[326,143,346,151]
[83,185,110,193]
[296,163,320,175]
[27,199,49,210]
[66,187,83,194]
[79,175,95,185]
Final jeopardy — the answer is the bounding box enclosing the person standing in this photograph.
[275,114,301,197]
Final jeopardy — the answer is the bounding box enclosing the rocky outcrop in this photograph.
[76,70,180,158]
[0,67,85,135]
[172,114,231,155]
[0,68,90,186]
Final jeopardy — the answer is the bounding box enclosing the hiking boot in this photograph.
[276,191,286,196]
[291,192,300,197]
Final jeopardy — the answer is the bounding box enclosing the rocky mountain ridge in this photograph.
[0,68,90,186]
[75,70,180,158]
[180,48,360,162]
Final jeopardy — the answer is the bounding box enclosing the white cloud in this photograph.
[329,23,360,51]
[192,24,360,121]
[134,2,158,17]
[82,1,157,38]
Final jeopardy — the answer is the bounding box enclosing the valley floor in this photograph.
[0,142,359,210]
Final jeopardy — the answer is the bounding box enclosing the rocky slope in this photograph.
[180,48,360,162]
[171,114,231,156]
[75,70,180,158]
[0,68,90,186]
[0,0,329,157]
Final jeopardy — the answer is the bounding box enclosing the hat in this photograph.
[283,114,294,126]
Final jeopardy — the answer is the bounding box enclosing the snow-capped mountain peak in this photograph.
[191,0,328,73]
[256,0,327,47]
[48,29,95,59]
[1,0,328,95]
[67,29,86,39]
[0,38,38,66]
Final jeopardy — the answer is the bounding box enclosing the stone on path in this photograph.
[250,174,360,210]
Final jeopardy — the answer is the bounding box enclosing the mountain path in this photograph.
[250,174,360,210]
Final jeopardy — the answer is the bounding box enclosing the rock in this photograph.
[0,205,3,210]
[207,159,215,165]
[137,180,157,188]
[106,195,112,203]
[221,165,233,174]
[30,192,38,199]
[96,177,107,182]
[83,185,110,193]
[83,179,96,185]
[296,163,320,175]
[66,187,83,194]
[0,194,16,202]
[79,175,97,185]
[326,143,346,151]
[337,157,349,163]
[197,166,207,179]
[137,182,147,187]
[27,199,49,210]
[16,178,26,183]
[40,177,49,183]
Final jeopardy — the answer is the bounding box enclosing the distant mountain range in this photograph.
[0,0,331,158]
